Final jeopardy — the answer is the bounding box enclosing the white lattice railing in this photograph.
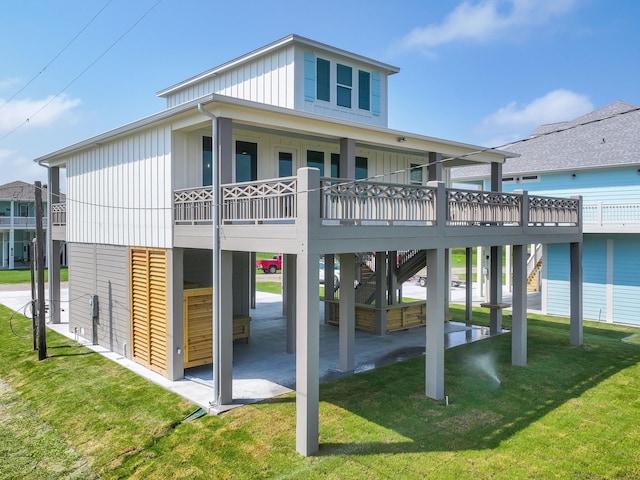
[174,187,214,225]
[583,202,640,226]
[321,179,437,224]
[447,189,522,225]
[221,177,297,224]
[528,196,580,225]
[52,203,66,226]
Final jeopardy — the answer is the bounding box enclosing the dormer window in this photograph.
[316,58,330,102]
[358,70,370,111]
[336,64,352,108]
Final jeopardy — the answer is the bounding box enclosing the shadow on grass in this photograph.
[315,313,640,456]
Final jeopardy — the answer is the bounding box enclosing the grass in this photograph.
[1,303,639,478]
[0,267,68,284]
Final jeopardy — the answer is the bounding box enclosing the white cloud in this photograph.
[402,0,578,49]
[0,94,81,132]
[0,77,22,91]
[0,148,47,186]
[477,89,593,147]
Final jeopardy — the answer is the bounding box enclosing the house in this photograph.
[0,181,65,269]
[35,34,583,456]
[453,101,640,327]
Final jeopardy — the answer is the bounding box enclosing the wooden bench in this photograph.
[233,316,251,343]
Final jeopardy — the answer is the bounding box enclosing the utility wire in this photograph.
[0,0,163,144]
[0,0,114,113]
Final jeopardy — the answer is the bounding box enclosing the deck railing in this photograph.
[221,177,297,224]
[173,172,581,229]
[52,203,66,226]
[447,189,522,225]
[0,215,48,228]
[583,202,640,227]
[321,179,436,225]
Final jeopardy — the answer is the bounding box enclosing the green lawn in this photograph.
[0,267,68,284]
[1,303,639,478]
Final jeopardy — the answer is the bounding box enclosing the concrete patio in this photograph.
[0,281,536,412]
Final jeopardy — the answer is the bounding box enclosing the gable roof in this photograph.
[0,181,48,201]
[453,101,640,180]
[157,34,400,99]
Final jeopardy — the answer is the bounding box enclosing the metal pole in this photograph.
[30,239,36,351]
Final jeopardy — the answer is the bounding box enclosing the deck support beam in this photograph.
[218,250,234,405]
[48,166,61,324]
[339,253,355,371]
[285,254,296,354]
[570,241,583,346]
[374,251,387,335]
[489,245,503,334]
[426,247,445,400]
[465,247,473,323]
[511,244,527,366]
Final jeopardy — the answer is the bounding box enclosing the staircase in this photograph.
[351,250,427,305]
[526,244,543,292]
[527,260,542,292]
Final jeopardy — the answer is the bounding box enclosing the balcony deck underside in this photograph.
[175,222,582,253]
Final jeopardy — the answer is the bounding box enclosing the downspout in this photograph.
[197,103,222,407]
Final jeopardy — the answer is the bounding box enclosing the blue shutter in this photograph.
[304,52,316,101]
[371,72,381,115]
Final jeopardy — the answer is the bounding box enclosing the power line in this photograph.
[0,0,163,144]
[0,0,114,114]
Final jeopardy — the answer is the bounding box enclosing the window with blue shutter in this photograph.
[317,58,330,102]
[358,70,370,111]
[336,64,352,108]
[304,52,316,101]
[371,72,381,115]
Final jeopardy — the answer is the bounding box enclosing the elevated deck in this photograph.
[173,168,582,252]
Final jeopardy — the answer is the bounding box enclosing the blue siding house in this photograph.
[454,101,640,326]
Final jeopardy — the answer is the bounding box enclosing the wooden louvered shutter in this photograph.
[130,248,168,375]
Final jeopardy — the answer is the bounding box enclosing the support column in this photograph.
[339,138,356,179]
[285,254,296,354]
[9,199,14,269]
[2,232,6,268]
[323,254,335,324]
[218,117,233,184]
[476,246,483,297]
[428,152,443,182]
[218,250,234,405]
[250,252,256,310]
[465,247,473,323]
[295,167,321,456]
[444,249,450,318]
[505,244,512,292]
[374,251,387,335]
[388,251,398,305]
[570,241,583,346]
[489,245,503,334]
[512,244,527,366]
[296,252,320,456]
[339,253,355,371]
[167,248,185,380]
[48,167,61,324]
[426,248,445,400]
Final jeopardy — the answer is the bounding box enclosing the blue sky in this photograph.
[1,0,639,187]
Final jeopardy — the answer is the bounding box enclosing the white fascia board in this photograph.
[35,95,215,167]
[156,34,400,98]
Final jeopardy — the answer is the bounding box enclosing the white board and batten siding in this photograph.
[66,125,173,249]
[174,128,430,188]
[164,46,296,111]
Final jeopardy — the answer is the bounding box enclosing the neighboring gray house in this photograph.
[454,101,640,326]
[36,34,583,456]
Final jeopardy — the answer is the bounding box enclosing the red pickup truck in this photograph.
[256,254,282,274]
